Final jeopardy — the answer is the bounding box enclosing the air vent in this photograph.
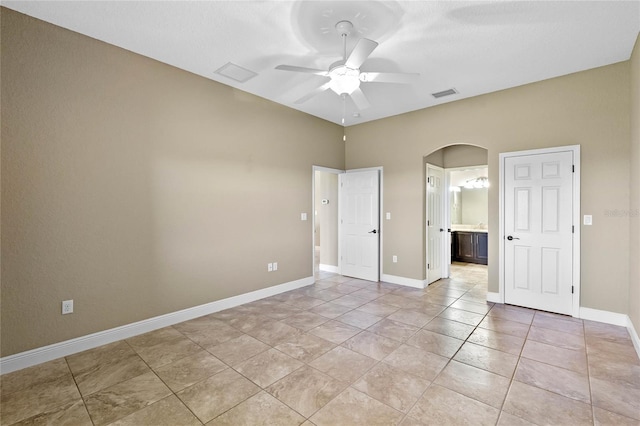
[431,88,458,99]
[214,62,258,83]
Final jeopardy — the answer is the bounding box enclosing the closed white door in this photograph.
[504,151,574,314]
[339,170,380,282]
[427,164,445,284]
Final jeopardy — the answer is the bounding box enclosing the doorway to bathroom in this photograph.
[425,145,488,285]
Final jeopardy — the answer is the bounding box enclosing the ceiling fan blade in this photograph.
[360,72,420,84]
[294,82,332,104]
[345,38,378,69]
[275,65,329,76]
[349,87,371,110]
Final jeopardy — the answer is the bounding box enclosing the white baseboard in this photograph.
[579,307,629,327]
[627,317,640,360]
[319,264,339,273]
[381,274,427,289]
[0,276,314,375]
[486,301,638,359]
[486,292,502,303]
[580,307,640,361]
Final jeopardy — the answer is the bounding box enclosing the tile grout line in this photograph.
[394,281,494,424]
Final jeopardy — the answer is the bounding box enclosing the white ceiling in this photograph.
[4,1,639,127]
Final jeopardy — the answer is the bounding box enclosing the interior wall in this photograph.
[314,171,339,268]
[424,150,444,168]
[0,9,344,356]
[346,61,631,315]
[443,145,488,168]
[460,188,488,226]
[630,33,640,334]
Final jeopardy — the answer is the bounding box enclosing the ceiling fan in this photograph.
[275,20,419,115]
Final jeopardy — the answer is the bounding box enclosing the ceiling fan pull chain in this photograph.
[342,32,347,61]
[342,94,347,125]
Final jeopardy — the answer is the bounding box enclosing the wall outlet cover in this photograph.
[62,300,74,315]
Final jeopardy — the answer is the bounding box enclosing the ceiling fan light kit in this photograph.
[276,19,419,116]
[328,65,360,95]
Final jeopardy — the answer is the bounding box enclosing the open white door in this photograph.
[426,164,445,284]
[503,149,576,315]
[339,169,380,282]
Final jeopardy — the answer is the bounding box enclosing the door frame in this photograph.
[425,163,447,284]
[444,164,490,278]
[312,166,344,277]
[313,166,383,280]
[498,145,581,317]
[338,167,384,281]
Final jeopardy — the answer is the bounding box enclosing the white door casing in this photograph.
[339,169,380,282]
[427,164,445,284]
[502,148,578,315]
[312,166,344,276]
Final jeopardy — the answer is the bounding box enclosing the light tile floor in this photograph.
[1,263,639,425]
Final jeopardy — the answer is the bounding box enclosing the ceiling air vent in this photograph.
[431,88,458,99]
[214,62,258,83]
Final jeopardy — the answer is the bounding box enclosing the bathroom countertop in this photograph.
[451,225,488,233]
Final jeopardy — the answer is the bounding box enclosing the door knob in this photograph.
[506,235,520,241]
[440,228,444,232]
[368,229,377,234]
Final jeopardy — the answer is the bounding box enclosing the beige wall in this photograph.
[424,145,487,170]
[424,150,444,168]
[630,33,640,334]
[346,62,631,314]
[442,145,488,169]
[0,9,344,356]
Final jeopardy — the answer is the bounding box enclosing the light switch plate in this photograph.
[386,212,391,220]
[583,215,592,225]
[301,213,307,221]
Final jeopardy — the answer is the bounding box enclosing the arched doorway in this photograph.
[424,144,489,284]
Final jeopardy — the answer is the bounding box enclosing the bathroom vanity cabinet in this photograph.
[451,231,488,265]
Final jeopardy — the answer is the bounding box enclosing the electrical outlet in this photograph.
[273,262,278,271]
[62,299,74,315]
[268,263,273,272]
[392,255,398,263]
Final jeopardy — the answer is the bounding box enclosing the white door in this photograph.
[427,164,445,284]
[504,151,574,314]
[339,170,380,282]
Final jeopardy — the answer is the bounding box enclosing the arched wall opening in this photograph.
[423,144,489,284]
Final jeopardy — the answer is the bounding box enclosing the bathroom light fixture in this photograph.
[463,177,489,189]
